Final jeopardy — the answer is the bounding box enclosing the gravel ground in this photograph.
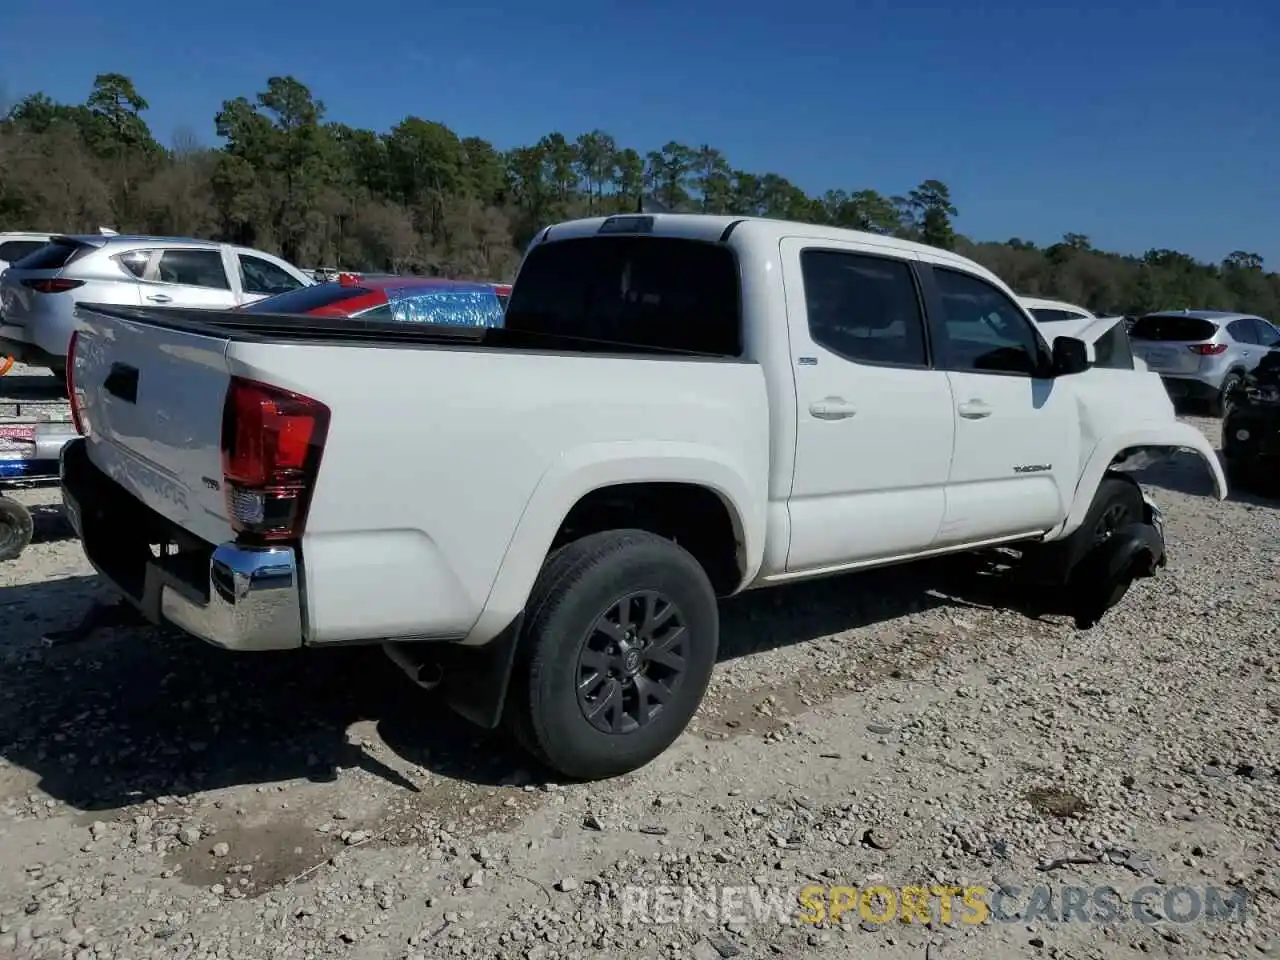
[1,364,1277,960]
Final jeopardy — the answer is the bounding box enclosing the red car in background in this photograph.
[241,274,511,327]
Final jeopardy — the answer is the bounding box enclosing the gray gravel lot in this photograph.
[1,363,1277,959]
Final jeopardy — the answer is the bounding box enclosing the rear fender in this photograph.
[462,441,764,646]
[1056,423,1227,539]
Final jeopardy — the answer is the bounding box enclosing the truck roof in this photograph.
[536,213,1004,287]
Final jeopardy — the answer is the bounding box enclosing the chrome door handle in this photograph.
[957,399,992,420]
[146,294,173,304]
[809,397,857,420]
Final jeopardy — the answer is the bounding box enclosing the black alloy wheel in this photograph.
[575,590,687,735]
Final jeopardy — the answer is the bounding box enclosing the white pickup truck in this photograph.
[60,213,1226,780]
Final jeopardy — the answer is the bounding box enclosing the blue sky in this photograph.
[3,0,1277,267]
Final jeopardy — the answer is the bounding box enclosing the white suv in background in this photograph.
[0,235,313,375]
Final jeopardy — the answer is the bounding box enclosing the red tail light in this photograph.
[220,377,330,543]
[23,278,85,294]
[66,330,87,436]
[1188,343,1227,355]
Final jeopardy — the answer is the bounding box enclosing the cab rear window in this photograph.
[505,236,741,356]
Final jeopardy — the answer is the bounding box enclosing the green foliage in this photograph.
[1,73,1278,318]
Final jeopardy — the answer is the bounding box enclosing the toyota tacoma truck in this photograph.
[59,213,1227,781]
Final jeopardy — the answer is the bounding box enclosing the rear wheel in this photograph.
[507,529,719,780]
[0,496,35,563]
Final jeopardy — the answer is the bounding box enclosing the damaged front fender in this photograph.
[1062,422,1227,539]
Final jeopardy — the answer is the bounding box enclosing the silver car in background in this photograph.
[0,235,313,376]
[1129,310,1280,414]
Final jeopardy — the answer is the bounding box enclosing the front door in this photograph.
[920,262,1078,545]
[780,238,956,572]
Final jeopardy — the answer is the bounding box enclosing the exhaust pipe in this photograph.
[382,642,444,690]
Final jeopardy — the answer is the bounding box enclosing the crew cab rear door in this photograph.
[779,236,955,571]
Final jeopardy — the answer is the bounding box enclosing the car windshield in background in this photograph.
[241,283,372,313]
[367,286,505,327]
[0,240,49,264]
[12,240,86,271]
[1031,308,1087,323]
[1130,315,1219,342]
[505,236,742,356]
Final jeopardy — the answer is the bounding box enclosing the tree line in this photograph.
[1,73,1277,318]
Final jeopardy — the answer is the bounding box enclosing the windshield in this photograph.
[506,235,741,356]
[1031,307,1089,323]
[1130,315,1219,342]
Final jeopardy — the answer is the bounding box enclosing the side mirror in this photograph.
[1052,336,1090,376]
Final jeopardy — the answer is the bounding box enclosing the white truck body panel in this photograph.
[66,213,1226,654]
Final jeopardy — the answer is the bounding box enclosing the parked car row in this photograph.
[1128,310,1280,415]
[0,234,314,376]
[1020,297,1280,418]
[0,230,516,377]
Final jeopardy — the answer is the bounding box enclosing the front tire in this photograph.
[1020,474,1145,584]
[507,529,719,781]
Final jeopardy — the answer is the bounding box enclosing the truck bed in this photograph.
[69,301,770,647]
[81,303,747,359]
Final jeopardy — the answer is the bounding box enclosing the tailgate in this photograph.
[73,305,235,545]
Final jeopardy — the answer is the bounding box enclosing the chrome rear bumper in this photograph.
[61,437,305,652]
[159,544,303,651]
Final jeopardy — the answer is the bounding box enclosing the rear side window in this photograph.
[506,236,742,356]
[155,249,229,290]
[1130,315,1218,342]
[112,249,152,278]
[1227,319,1259,344]
[0,240,48,263]
[12,240,86,270]
[800,250,927,367]
[1030,308,1089,323]
[241,282,372,313]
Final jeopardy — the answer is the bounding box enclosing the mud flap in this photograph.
[1067,517,1166,629]
[436,614,524,729]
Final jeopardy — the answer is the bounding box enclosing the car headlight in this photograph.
[1245,384,1280,404]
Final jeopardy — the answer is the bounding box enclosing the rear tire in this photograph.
[506,529,719,781]
[0,496,35,563]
